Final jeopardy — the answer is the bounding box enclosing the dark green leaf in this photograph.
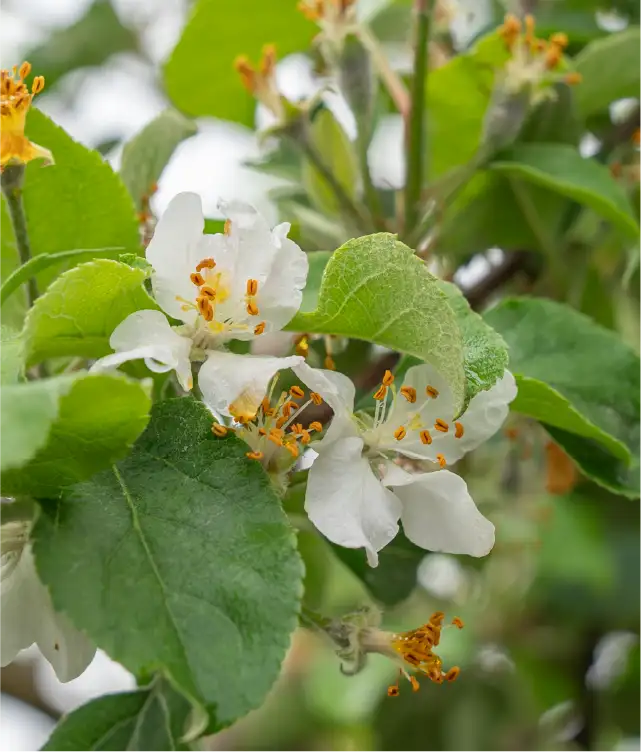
[33,398,303,727]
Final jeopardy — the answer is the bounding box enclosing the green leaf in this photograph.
[23,259,159,366]
[1,196,27,329]
[302,108,359,216]
[574,27,641,118]
[2,372,151,496]
[1,326,24,385]
[436,281,509,403]
[42,678,193,751]
[33,398,303,728]
[163,0,314,124]
[485,298,640,463]
[428,31,510,177]
[287,233,466,414]
[299,251,332,313]
[120,109,197,210]
[22,0,138,92]
[490,143,640,238]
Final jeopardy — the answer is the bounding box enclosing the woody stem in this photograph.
[1,164,38,307]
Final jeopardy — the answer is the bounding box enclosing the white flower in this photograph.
[93,193,308,420]
[1,521,95,682]
[294,361,517,566]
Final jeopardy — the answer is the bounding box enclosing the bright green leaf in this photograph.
[23,259,159,366]
[1,326,23,385]
[574,27,641,118]
[42,678,193,751]
[163,0,314,124]
[2,372,151,496]
[485,298,640,462]
[33,398,303,727]
[490,143,640,238]
[302,108,359,217]
[120,109,197,210]
[287,233,466,414]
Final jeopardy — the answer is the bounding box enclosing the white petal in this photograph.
[385,468,495,557]
[146,192,218,323]
[255,234,308,331]
[1,526,95,682]
[199,350,303,419]
[388,362,455,428]
[429,369,518,465]
[92,310,193,390]
[305,437,402,567]
[293,362,358,444]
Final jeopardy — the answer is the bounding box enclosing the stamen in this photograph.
[454,421,464,439]
[246,300,259,316]
[545,44,563,69]
[31,75,45,94]
[211,423,228,437]
[196,258,216,272]
[409,675,420,692]
[261,396,271,414]
[400,386,417,403]
[419,429,432,445]
[19,62,31,80]
[373,385,387,401]
[276,416,287,429]
[300,430,311,444]
[550,31,568,48]
[426,385,439,398]
[451,617,464,629]
[224,219,232,235]
[268,434,283,446]
[234,55,256,92]
[445,667,460,682]
[564,71,582,85]
[284,442,299,458]
[310,392,322,405]
[282,401,299,418]
[190,272,205,286]
[324,356,336,370]
[200,285,216,299]
[436,453,446,468]
[387,684,400,697]
[382,370,394,386]
[246,279,259,296]
[258,428,267,436]
[295,335,309,357]
[289,386,305,399]
[309,421,323,432]
[254,321,266,335]
[246,451,264,460]
[434,419,449,433]
[394,426,406,441]
[197,297,214,321]
[430,611,445,626]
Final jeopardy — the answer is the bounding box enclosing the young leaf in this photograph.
[120,109,198,210]
[42,678,194,751]
[286,233,466,414]
[33,398,303,728]
[574,27,641,118]
[1,372,151,496]
[485,298,640,463]
[23,259,159,366]
[164,0,314,124]
[302,108,360,217]
[490,143,640,238]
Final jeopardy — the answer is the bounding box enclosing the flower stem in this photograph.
[403,0,431,238]
[1,165,38,307]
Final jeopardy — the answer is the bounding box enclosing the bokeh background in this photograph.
[1,0,639,749]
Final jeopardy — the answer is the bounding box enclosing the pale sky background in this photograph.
[1,1,633,747]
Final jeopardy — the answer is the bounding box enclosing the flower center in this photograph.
[1,62,44,135]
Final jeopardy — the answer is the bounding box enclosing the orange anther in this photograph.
[224,218,232,235]
[420,430,432,445]
[426,385,439,398]
[310,392,322,405]
[436,453,446,468]
[19,62,31,80]
[197,296,214,321]
[454,421,464,439]
[246,279,259,296]
[382,370,394,386]
[211,423,228,437]
[190,272,205,286]
[324,356,336,370]
[387,685,400,697]
[199,285,216,299]
[196,258,216,272]
[409,676,420,692]
[31,75,45,94]
[246,300,259,317]
[394,426,407,441]
[445,667,460,682]
[434,419,449,433]
[400,386,417,403]
[289,385,305,399]
[254,321,266,335]
[549,32,568,48]
[246,451,264,460]
[564,71,582,85]
[430,611,445,626]
[451,617,464,629]
[373,385,387,401]
[309,421,323,432]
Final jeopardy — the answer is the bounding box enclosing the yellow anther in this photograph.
[258,428,267,436]
[400,386,417,403]
[550,32,568,48]
[31,75,45,95]
[436,453,446,468]
[197,296,214,321]
[309,421,323,432]
[246,300,259,317]
[310,392,322,405]
[373,385,387,401]
[224,219,232,235]
[295,338,309,357]
[387,684,400,697]
[190,272,205,286]
[300,429,311,444]
[545,44,563,69]
[426,385,439,398]
[454,421,464,439]
[430,611,445,626]
[199,285,216,299]
[196,258,216,272]
[564,71,582,85]
[289,385,305,399]
[246,279,259,296]
[276,416,288,429]
[254,321,266,335]
[434,419,449,433]
[524,14,535,39]
[451,617,464,629]
[324,356,336,370]
[394,426,407,441]
[382,370,394,386]
[409,676,420,692]
[284,442,299,458]
[246,450,264,460]
[419,429,432,445]
[260,43,277,75]
[211,423,228,437]
[19,62,31,80]
[234,55,256,93]
[445,667,460,683]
